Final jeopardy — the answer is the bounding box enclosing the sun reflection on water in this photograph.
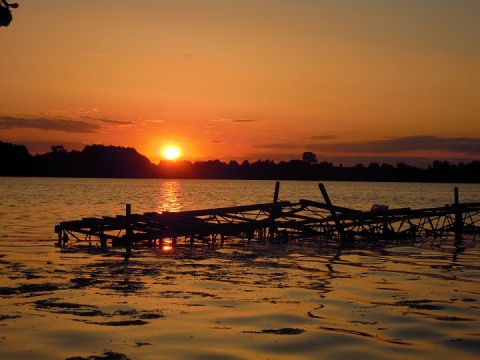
[157,181,182,213]
[161,240,174,252]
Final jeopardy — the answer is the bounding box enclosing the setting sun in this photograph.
[162,145,181,161]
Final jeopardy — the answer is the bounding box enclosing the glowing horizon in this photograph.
[0,1,479,168]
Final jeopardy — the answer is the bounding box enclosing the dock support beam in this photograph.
[273,181,280,203]
[454,187,463,239]
[125,204,133,258]
[318,183,348,243]
[269,181,281,239]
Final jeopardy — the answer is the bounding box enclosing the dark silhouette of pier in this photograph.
[55,183,480,250]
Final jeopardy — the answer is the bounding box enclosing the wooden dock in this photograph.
[54,183,480,249]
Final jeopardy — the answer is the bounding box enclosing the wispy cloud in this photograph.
[210,119,231,122]
[310,135,338,140]
[308,136,480,155]
[138,117,165,124]
[211,118,267,123]
[96,118,135,125]
[253,143,303,150]
[0,116,101,133]
[43,107,99,118]
[232,119,258,123]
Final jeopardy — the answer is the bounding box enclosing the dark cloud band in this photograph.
[0,116,101,133]
[308,136,480,155]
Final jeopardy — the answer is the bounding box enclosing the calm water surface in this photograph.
[0,178,479,359]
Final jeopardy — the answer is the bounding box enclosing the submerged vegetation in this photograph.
[1,141,479,182]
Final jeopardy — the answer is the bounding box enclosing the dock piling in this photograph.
[269,181,281,239]
[125,204,133,256]
[273,181,280,203]
[318,183,348,243]
[454,187,463,238]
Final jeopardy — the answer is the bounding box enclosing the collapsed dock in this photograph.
[55,183,480,249]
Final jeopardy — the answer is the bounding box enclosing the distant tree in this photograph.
[0,141,31,175]
[302,151,317,164]
[250,160,277,179]
[79,145,157,178]
[226,160,240,178]
[395,161,424,182]
[368,162,380,171]
[278,159,310,179]
[379,163,395,181]
[51,145,67,153]
[381,163,395,171]
[191,159,227,178]
[464,161,480,183]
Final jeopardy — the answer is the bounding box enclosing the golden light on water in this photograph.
[158,180,181,213]
[162,244,173,252]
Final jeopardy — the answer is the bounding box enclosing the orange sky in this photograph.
[1,1,479,167]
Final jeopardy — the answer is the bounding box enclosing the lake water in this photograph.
[1,178,480,359]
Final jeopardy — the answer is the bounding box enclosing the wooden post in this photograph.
[318,183,348,243]
[126,203,132,235]
[55,225,62,247]
[454,187,463,238]
[269,181,280,239]
[273,181,280,203]
[100,232,107,248]
[57,231,62,247]
[125,204,132,257]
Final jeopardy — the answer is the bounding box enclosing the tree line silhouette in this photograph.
[1,141,479,182]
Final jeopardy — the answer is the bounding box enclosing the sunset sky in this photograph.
[1,1,479,167]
